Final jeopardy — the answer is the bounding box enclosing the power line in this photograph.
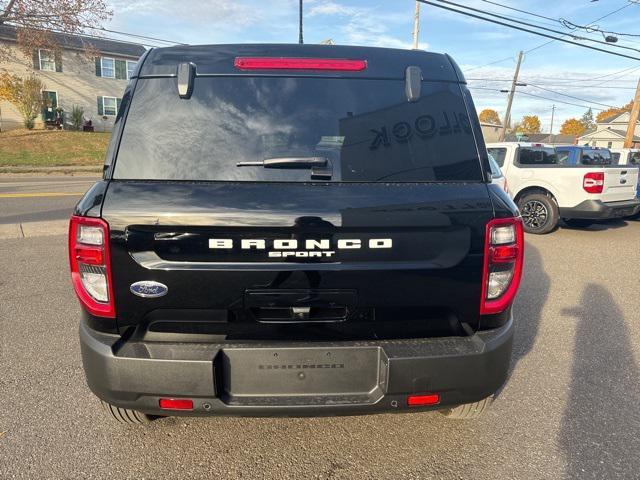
[419,1,640,61]
[470,81,620,109]
[469,86,608,111]
[432,0,640,54]
[580,65,640,87]
[5,21,169,48]
[46,26,165,48]
[525,84,617,108]
[467,65,640,84]
[464,38,557,72]
[518,90,608,111]
[523,64,640,84]
[467,78,638,90]
[478,0,558,24]
[85,26,186,46]
[462,2,640,75]
[480,0,639,39]
[560,1,639,37]
[464,55,516,72]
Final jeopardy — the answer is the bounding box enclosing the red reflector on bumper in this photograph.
[407,393,440,407]
[159,398,194,410]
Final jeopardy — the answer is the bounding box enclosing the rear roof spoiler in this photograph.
[137,44,463,82]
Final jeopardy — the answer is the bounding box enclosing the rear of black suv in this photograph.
[71,44,523,423]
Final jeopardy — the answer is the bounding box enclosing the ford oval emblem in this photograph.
[130,281,168,298]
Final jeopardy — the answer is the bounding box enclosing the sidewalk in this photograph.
[0,220,68,239]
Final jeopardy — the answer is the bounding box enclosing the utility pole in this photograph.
[499,50,524,142]
[298,0,303,44]
[412,2,420,49]
[624,77,640,148]
[550,104,556,135]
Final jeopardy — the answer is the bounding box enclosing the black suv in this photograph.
[70,44,523,424]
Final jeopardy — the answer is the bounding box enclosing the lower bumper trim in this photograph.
[79,318,514,416]
[560,198,640,220]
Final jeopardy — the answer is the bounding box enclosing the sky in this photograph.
[105,0,640,132]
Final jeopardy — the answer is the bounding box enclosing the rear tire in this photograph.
[101,400,153,425]
[439,396,493,420]
[563,218,594,228]
[517,193,558,234]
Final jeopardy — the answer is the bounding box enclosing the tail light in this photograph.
[583,172,604,194]
[480,217,524,315]
[68,216,115,318]
[234,57,367,71]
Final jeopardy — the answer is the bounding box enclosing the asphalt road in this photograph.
[1,216,639,478]
[0,176,98,224]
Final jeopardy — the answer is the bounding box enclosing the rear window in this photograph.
[113,76,483,182]
[487,147,507,167]
[581,148,611,165]
[611,152,621,164]
[517,147,558,165]
[487,154,502,178]
[630,152,640,165]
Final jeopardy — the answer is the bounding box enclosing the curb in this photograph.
[0,220,68,239]
[0,166,102,176]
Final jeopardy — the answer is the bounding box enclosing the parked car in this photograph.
[488,153,509,195]
[487,142,640,233]
[72,44,523,424]
[609,148,640,217]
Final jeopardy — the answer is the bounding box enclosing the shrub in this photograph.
[71,105,85,130]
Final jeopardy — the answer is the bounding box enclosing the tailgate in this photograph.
[102,181,493,340]
[603,167,639,201]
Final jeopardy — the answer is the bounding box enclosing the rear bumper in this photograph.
[79,318,514,417]
[559,198,640,220]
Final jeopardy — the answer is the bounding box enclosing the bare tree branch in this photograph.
[0,0,112,60]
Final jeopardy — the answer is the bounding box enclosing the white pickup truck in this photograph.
[486,142,640,234]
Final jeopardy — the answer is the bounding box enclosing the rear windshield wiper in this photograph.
[236,157,328,169]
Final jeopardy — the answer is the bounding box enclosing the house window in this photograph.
[126,61,137,79]
[39,49,56,71]
[607,141,612,148]
[102,96,117,116]
[101,57,115,78]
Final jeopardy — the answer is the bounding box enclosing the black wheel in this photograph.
[518,193,558,234]
[101,400,153,425]
[439,396,493,420]
[563,218,594,228]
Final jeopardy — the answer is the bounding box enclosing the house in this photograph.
[504,133,577,145]
[0,24,145,131]
[577,111,640,148]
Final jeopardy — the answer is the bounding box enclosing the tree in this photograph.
[581,108,595,131]
[560,118,586,137]
[595,100,634,123]
[0,73,46,129]
[479,108,501,125]
[520,115,541,134]
[0,0,112,58]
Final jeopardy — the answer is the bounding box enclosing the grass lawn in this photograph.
[0,129,110,167]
